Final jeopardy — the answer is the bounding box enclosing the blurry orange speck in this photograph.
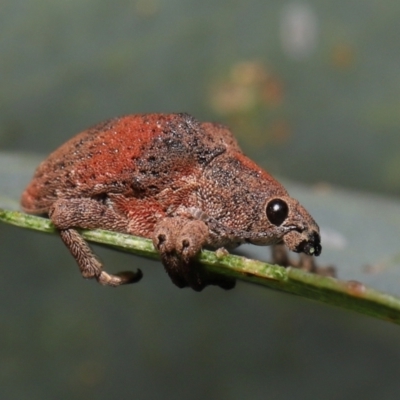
[269,120,291,144]
[331,43,356,70]
[262,78,284,106]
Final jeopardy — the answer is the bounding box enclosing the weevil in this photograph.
[21,113,321,291]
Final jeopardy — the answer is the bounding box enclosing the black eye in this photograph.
[266,199,289,226]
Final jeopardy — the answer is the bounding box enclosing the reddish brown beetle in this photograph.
[21,113,321,291]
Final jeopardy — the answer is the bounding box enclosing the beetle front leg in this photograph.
[153,217,235,291]
[271,244,336,277]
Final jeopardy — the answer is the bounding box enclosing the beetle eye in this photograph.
[266,199,289,226]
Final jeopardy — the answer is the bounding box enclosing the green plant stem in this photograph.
[1,208,400,325]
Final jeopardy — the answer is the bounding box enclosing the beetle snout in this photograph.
[282,229,322,257]
[296,230,321,256]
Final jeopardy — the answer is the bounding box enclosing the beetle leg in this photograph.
[153,217,235,291]
[49,198,142,286]
[271,244,336,277]
[59,228,142,286]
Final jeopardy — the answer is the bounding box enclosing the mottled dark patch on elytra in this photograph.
[126,113,227,193]
[55,161,66,170]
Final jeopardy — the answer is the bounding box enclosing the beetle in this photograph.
[21,113,321,291]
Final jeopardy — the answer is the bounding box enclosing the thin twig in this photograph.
[1,208,400,325]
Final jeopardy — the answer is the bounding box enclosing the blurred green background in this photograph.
[2,0,400,399]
